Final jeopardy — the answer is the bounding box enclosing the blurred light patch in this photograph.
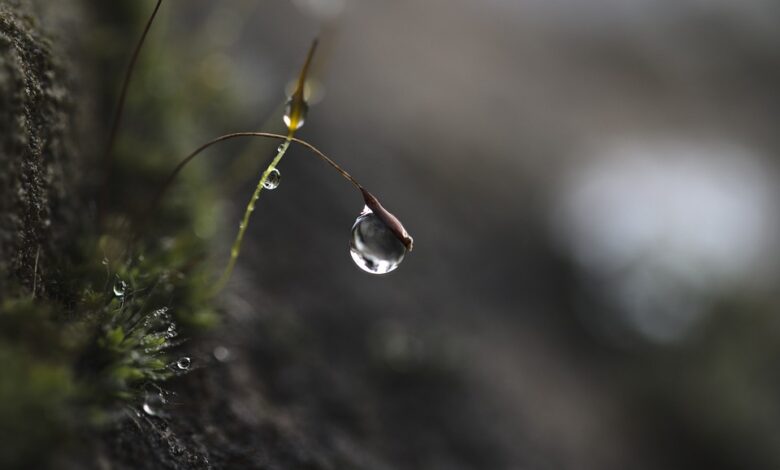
[552,139,779,343]
[205,8,245,48]
[198,52,234,91]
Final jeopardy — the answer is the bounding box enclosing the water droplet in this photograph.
[142,393,165,416]
[113,278,127,297]
[283,98,308,131]
[263,168,281,190]
[350,207,407,274]
[277,143,287,153]
[143,307,170,328]
[176,357,191,370]
[213,346,231,362]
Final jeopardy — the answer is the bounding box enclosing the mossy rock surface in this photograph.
[0,1,76,296]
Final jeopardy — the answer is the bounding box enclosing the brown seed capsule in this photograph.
[360,188,414,251]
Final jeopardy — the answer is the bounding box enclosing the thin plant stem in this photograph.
[31,245,40,299]
[218,104,285,193]
[211,134,293,294]
[134,131,362,244]
[133,129,410,295]
[99,0,164,225]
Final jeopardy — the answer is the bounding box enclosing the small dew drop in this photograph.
[283,98,308,131]
[113,278,127,297]
[176,357,192,370]
[277,143,286,153]
[349,207,407,274]
[263,168,281,190]
[142,393,165,416]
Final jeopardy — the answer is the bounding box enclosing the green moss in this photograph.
[0,1,227,466]
[0,345,77,469]
[0,298,79,468]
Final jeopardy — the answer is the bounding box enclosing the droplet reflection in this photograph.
[176,357,191,370]
[142,393,165,416]
[113,278,127,297]
[283,98,307,131]
[350,207,407,274]
[263,168,281,190]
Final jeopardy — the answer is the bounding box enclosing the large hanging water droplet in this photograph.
[283,98,308,131]
[263,168,281,190]
[113,278,127,297]
[350,207,407,274]
[176,357,192,370]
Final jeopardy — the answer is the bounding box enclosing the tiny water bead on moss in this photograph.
[176,357,191,370]
[283,98,308,131]
[113,278,128,297]
[262,168,281,190]
[281,38,316,132]
[142,392,165,417]
[350,207,408,274]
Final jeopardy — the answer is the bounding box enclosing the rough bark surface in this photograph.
[0,1,73,295]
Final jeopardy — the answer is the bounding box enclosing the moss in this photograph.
[0,2,220,466]
[0,345,77,468]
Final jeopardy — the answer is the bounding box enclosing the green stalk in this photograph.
[211,40,318,294]
[100,0,164,225]
[211,137,292,294]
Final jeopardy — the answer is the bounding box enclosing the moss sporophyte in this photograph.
[132,38,415,291]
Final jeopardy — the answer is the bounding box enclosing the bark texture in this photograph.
[0,1,74,295]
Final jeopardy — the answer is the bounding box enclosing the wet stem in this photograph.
[130,129,412,294]
[212,136,294,294]
[120,36,410,291]
[204,40,319,295]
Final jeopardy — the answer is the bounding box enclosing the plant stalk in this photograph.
[99,0,164,225]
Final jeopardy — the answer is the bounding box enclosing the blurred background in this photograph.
[57,0,780,468]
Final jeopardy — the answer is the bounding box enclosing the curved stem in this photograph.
[135,132,362,242]
[100,0,164,224]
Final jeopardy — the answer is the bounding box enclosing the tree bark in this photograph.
[0,1,75,296]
